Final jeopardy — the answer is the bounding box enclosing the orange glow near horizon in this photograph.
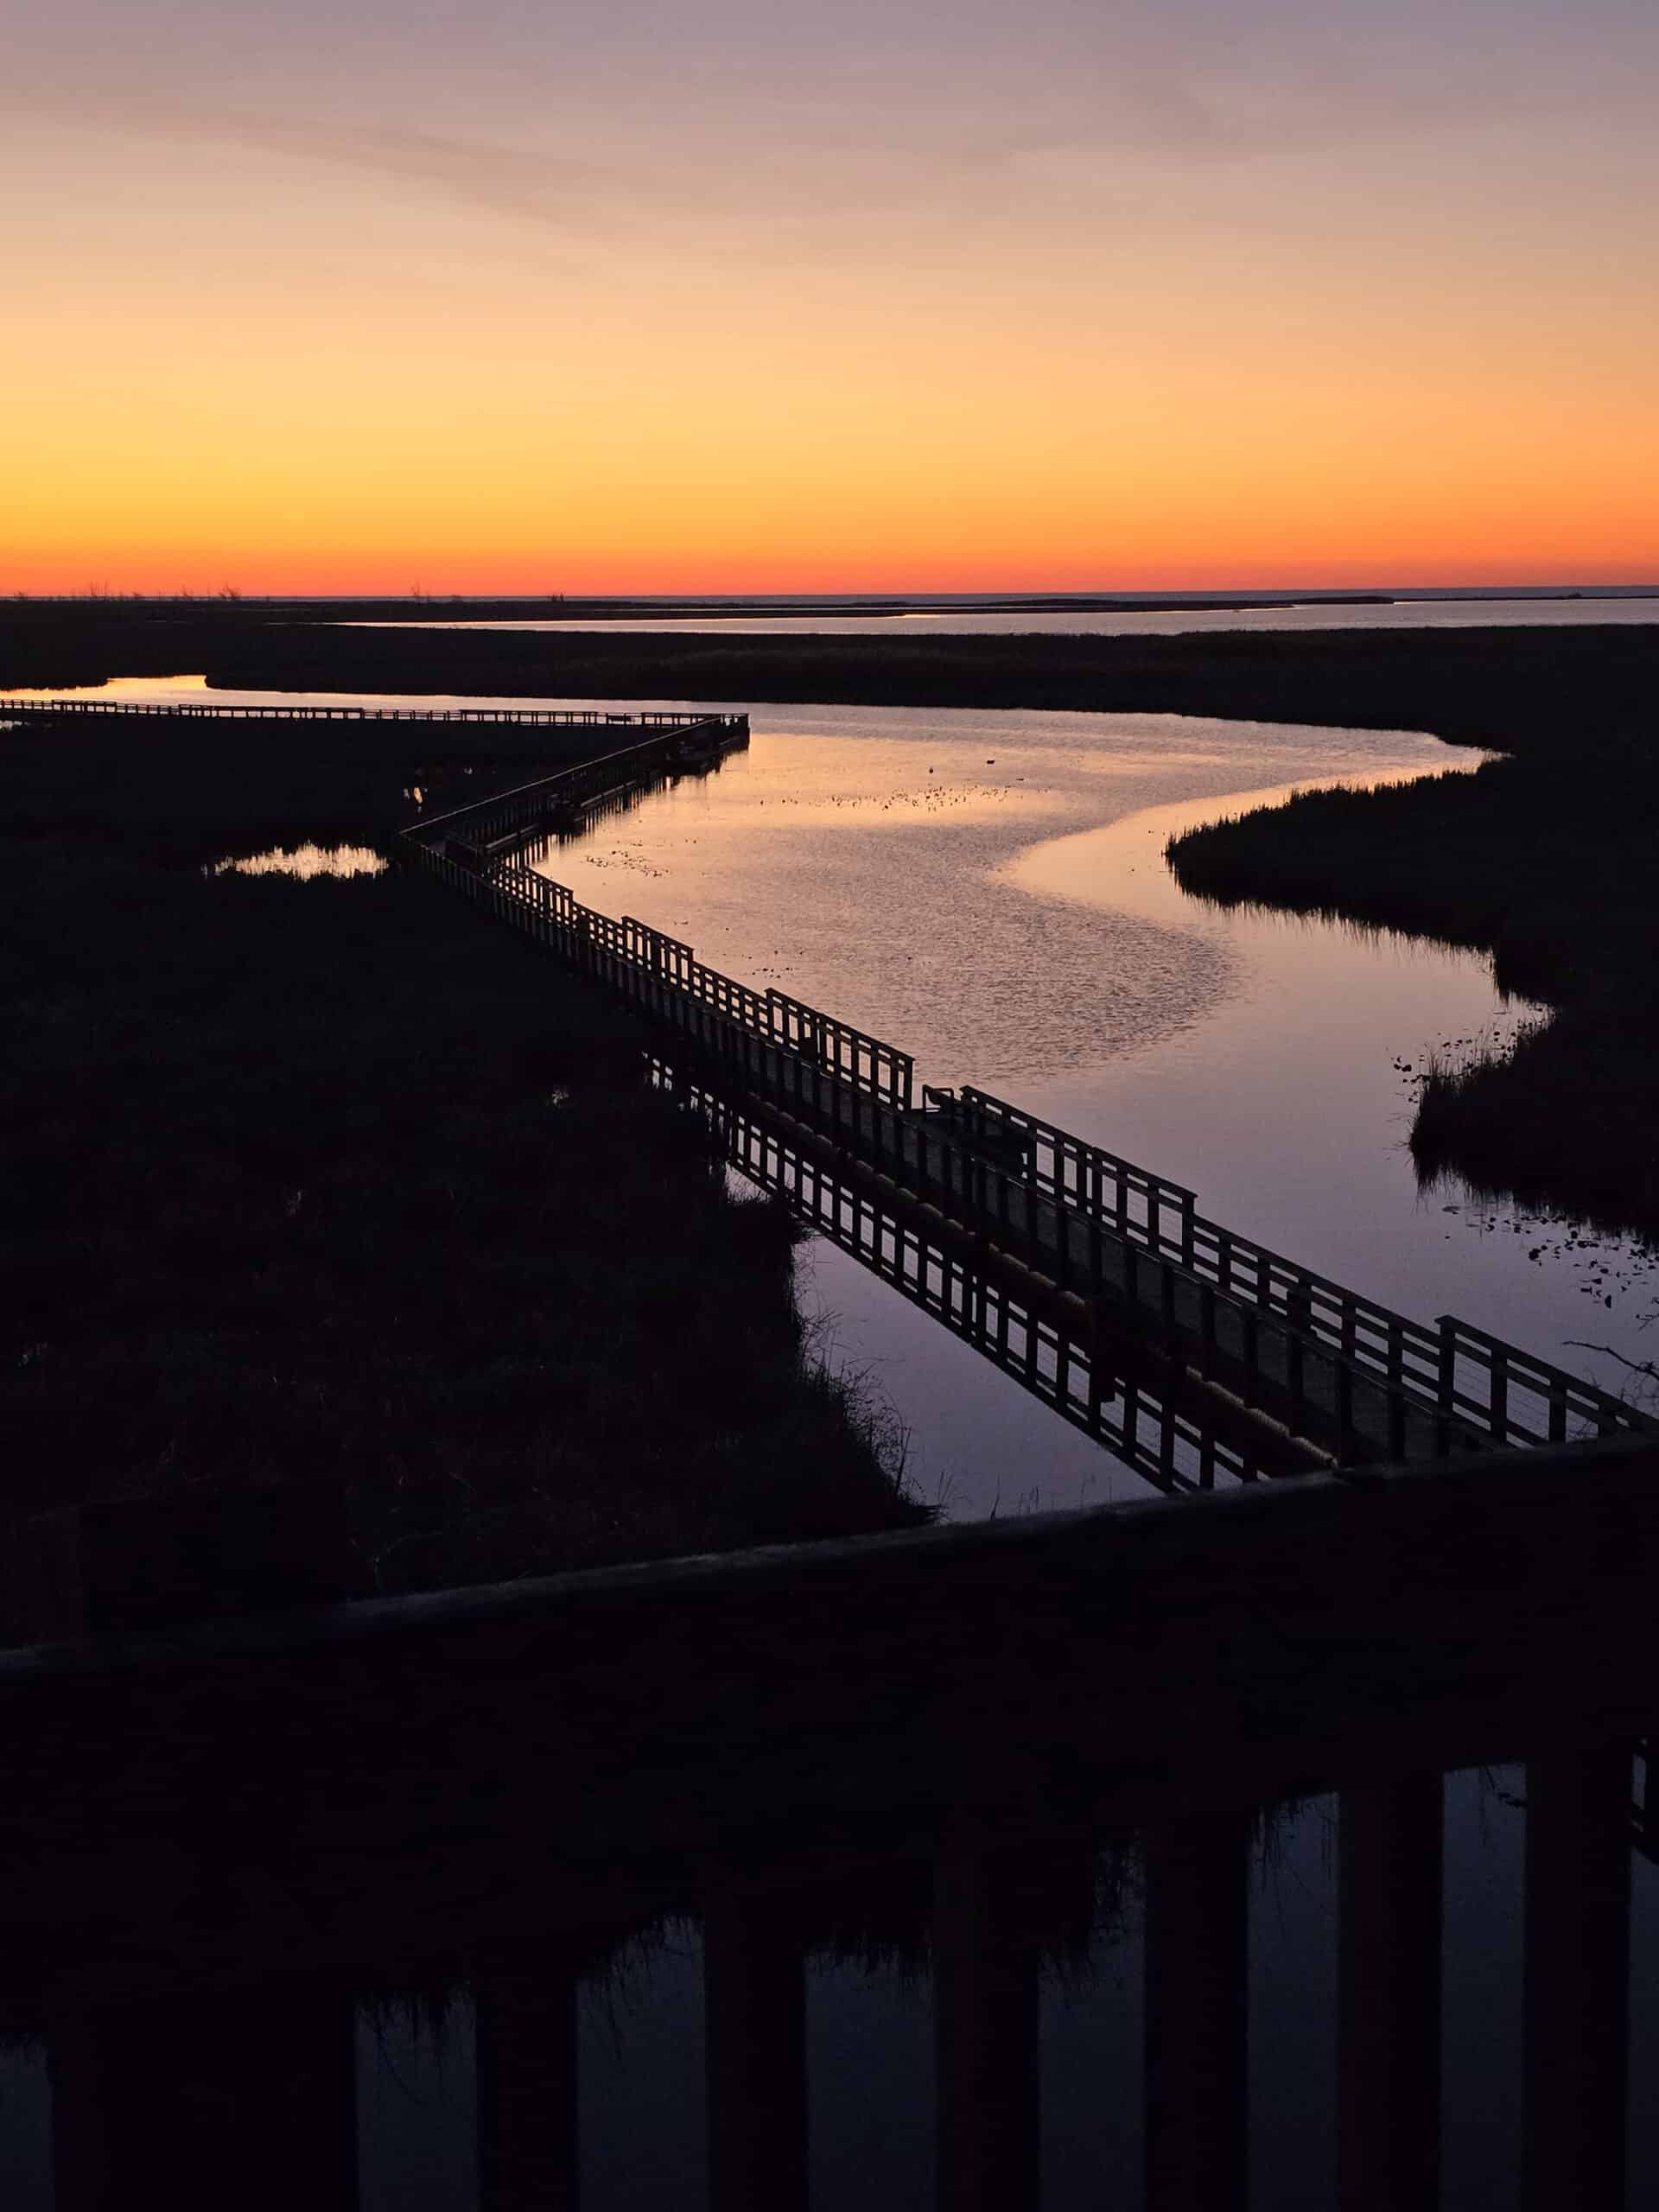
[5,12,1658,597]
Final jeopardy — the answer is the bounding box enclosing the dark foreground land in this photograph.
[0,632,920,1595]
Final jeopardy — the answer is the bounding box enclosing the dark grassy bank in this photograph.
[3,601,1658,750]
[1167,751,1659,1235]
[0,658,922,1593]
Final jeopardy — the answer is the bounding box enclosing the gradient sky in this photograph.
[4,0,1657,591]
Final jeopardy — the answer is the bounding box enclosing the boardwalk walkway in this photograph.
[659,1057,1320,1490]
[393,734,1654,1476]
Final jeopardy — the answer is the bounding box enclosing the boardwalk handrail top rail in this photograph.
[467,846,912,1109]
[952,1085,1200,1205]
[949,1082,1652,1437]
[1174,1224,1642,1436]
[1432,1312,1641,1435]
[0,695,609,725]
[0,695,742,734]
[404,717,741,840]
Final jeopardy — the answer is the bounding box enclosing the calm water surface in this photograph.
[518,701,1653,1515]
[363,593,1659,639]
[25,675,1655,1516]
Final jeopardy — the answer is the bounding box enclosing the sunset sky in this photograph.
[5,0,1657,592]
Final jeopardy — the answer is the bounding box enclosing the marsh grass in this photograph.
[1167,741,1659,1238]
[0,647,925,1588]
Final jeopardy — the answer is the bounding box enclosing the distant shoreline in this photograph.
[5,587,1658,623]
[5,613,1656,757]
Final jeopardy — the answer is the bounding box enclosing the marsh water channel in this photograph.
[28,672,1656,1516]
[518,702,1656,1515]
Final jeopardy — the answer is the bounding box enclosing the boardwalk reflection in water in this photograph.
[648,1055,1300,1494]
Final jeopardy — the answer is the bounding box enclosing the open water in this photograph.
[366,588,1659,639]
[523,701,1654,1516]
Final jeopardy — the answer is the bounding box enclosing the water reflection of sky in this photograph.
[354,594,1659,639]
[525,702,1657,1513]
[26,674,1656,1513]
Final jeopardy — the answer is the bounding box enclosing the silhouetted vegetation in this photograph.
[0,652,921,1591]
[1167,746,1659,1235]
[5,600,1656,751]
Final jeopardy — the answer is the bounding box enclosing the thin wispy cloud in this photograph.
[28,98,617,233]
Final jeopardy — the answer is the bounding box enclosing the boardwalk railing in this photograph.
[416,716,749,853]
[655,1058,1294,1494]
[929,1084,1646,1452]
[0,696,716,727]
[404,747,1652,1460]
[405,833,916,1112]
[928,1087,1200,1258]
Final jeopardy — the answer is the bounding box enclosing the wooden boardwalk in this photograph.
[0,696,725,729]
[656,1056,1320,1491]
[395,744,1655,1476]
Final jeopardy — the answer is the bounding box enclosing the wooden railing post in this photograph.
[1491,1346,1510,1442]
[1437,1316,1459,1437]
